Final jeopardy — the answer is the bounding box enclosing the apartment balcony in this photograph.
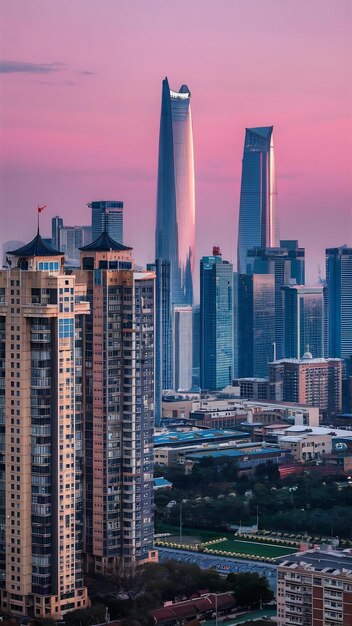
[23,303,59,317]
[75,301,90,316]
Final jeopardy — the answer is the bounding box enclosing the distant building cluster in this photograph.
[0,75,351,623]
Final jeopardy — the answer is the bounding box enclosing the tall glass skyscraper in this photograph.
[238,273,275,378]
[325,246,352,362]
[89,200,124,244]
[155,77,195,307]
[282,285,324,359]
[200,248,234,390]
[237,126,279,274]
[246,241,305,359]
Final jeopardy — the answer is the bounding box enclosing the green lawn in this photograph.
[210,539,296,559]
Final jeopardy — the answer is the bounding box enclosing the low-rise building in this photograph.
[277,425,352,462]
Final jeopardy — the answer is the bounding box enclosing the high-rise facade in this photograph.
[200,248,233,391]
[51,216,64,250]
[174,307,193,392]
[147,259,172,424]
[89,201,124,244]
[238,273,275,378]
[237,126,279,274]
[58,225,92,266]
[269,354,342,413]
[0,233,89,618]
[155,77,195,308]
[283,284,324,359]
[246,241,305,360]
[76,232,156,573]
[325,246,352,363]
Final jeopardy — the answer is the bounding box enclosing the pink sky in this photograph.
[0,0,351,282]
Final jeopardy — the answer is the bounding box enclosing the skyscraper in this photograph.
[155,77,195,308]
[58,225,92,266]
[238,273,275,378]
[325,246,352,363]
[174,307,193,392]
[200,247,234,391]
[76,232,156,572]
[282,284,324,359]
[0,233,89,618]
[237,126,279,274]
[51,215,63,250]
[246,241,305,359]
[89,200,124,244]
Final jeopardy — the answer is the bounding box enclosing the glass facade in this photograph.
[174,307,193,391]
[283,285,324,359]
[155,78,195,308]
[90,201,124,244]
[238,273,275,377]
[237,126,279,274]
[246,241,305,359]
[200,253,233,390]
[325,246,352,363]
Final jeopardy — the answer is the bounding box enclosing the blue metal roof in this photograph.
[154,477,172,488]
[154,429,248,446]
[186,447,285,460]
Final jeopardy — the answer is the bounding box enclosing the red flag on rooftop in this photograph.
[38,205,46,213]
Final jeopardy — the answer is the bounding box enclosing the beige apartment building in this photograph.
[0,233,89,618]
[0,228,157,618]
[277,549,352,625]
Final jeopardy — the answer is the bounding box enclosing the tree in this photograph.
[226,572,273,609]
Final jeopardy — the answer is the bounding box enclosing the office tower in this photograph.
[325,246,352,363]
[200,247,234,391]
[51,215,64,250]
[76,231,156,572]
[155,77,195,308]
[269,354,342,413]
[147,259,172,425]
[277,550,352,626]
[2,241,25,267]
[237,126,279,274]
[58,225,92,266]
[283,284,324,359]
[233,272,239,377]
[192,305,200,387]
[89,201,124,243]
[174,307,193,392]
[238,273,275,378]
[0,233,89,618]
[246,241,305,359]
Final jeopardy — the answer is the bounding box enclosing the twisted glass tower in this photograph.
[237,126,279,274]
[155,77,195,306]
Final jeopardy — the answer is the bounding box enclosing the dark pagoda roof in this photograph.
[79,230,132,252]
[8,232,63,257]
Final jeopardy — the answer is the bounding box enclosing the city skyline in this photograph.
[1,0,351,283]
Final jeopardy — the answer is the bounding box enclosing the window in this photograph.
[59,319,74,338]
[38,261,59,272]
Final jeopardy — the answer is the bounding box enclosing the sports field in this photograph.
[212,538,296,559]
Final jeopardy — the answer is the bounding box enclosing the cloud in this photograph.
[0,60,63,74]
[79,70,95,76]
